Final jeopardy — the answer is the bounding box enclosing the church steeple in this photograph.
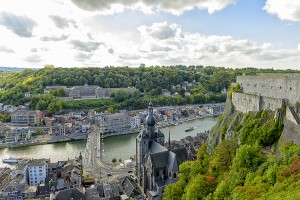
[146,101,155,127]
[146,101,156,136]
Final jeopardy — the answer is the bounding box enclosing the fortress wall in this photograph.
[260,96,284,111]
[236,76,300,105]
[232,92,260,113]
[232,92,284,113]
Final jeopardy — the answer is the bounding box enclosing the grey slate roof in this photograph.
[149,141,167,154]
[122,176,141,197]
[149,151,169,169]
[167,152,179,172]
[55,188,86,200]
[171,148,188,163]
[85,187,99,199]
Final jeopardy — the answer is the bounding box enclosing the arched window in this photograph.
[169,171,171,177]
[173,173,177,178]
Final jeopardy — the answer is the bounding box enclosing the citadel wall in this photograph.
[236,76,300,105]
[232,93,260,113]
[232,92,285,113]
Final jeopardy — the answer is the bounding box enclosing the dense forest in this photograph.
[163,85,299,200]
[0,65,299,113]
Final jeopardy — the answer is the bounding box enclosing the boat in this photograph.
[2,157,27,163]
[185,127,194,132]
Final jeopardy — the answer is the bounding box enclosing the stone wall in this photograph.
[232,93,260,113]
[260,96,285,111]
[232,92,284,113]
[280,120,300,146]
[236,76,300,105]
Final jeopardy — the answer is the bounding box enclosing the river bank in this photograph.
[0,135,87,149]
[0,117,218,167]
[100,114,219,138]
[0,114,219,149]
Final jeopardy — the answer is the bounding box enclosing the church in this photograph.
[135,102,188,200]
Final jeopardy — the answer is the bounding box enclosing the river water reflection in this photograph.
[0,117,217,167]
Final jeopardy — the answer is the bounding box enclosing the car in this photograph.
[107,172,112,177]
[127,170,133,173]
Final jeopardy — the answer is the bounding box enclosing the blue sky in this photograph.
[0,0,299,69]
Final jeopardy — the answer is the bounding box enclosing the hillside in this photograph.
[1,65,299,113]
[0,65,236,112]
[163,84,300,200]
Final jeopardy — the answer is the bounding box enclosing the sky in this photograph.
[0,0,300,69]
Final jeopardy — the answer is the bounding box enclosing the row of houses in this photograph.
[0,156,83,200]
[44,84,137,99]
[98,104,225,134]
[0,157,144,200]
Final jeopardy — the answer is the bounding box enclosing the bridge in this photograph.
[83,125,135,183]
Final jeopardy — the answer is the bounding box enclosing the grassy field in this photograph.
[62,98,115,110]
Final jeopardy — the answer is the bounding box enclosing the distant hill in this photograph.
[0,66,41,72]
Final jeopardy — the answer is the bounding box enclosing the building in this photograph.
[135,102,188,200]
[11,110,39,126]
[95,87,137,98]
[131,116,141,129]
[0,168,12,191]
[66,84,98,98]
[24,92,31,98]
[27,159,49,186]
[5,126,32,143]
[99,112,132,133]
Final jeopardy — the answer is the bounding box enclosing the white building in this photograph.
[99,113,131,133]
[27,159,49,186]
[5,126,32,143]
[131,116,141,129]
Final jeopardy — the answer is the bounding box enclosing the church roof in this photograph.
[167,151,179,172]
[149,151,169,169]
[171,148,188,163]
[149,141,168,154]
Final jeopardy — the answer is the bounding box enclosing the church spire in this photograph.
[146,101,155,127]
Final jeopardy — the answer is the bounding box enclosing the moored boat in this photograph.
[185,127,194,132]
[2,157,27,163]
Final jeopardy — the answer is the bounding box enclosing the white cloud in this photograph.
[132,22,300,68]
[0,0,298,69]
[263,0,300,21]
[70,0,236,15]
[138,22,182,40]
[0,12,37,37]
[0,46,15,53]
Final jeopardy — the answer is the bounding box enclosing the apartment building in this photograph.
[27,159,49,186]
[5,126,32,143]
[131,116,141,129]
[11,110,39,126]
[99,113,132,133]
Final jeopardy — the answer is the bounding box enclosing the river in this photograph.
[0,117,217,167]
